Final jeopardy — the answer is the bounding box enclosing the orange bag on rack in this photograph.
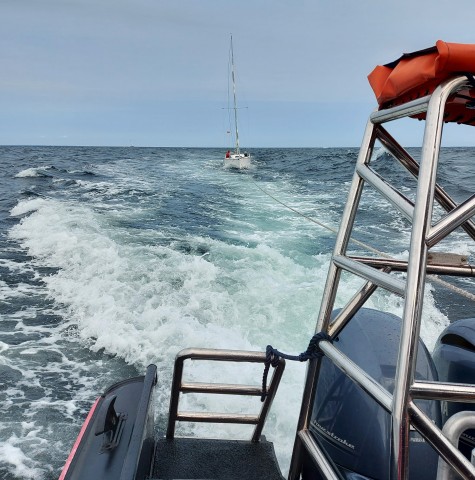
[368,40,475,124]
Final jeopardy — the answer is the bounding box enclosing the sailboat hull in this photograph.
[224,153,251,169]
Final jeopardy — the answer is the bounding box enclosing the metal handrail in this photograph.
[166,348,285,443]
[437,412,475,480]
[289,76,475,480]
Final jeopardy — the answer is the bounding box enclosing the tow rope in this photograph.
[261,332,332,401]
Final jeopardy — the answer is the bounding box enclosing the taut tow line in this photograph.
[251,180,387,256]
[251,180,475,303]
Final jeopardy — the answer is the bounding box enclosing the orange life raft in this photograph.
[368,40,475,125]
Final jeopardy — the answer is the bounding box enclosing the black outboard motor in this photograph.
[302,308,441,479]
[433,318,475,458]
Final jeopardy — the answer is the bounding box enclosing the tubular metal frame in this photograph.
[166,348,285,443]
[289,76,475,480]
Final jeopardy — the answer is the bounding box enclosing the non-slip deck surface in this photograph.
[152,437,285,479]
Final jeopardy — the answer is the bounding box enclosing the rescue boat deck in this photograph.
[151,437,284,479]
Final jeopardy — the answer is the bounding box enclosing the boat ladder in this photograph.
[166,347,285,442]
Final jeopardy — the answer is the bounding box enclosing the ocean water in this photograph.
[1,145,474,479]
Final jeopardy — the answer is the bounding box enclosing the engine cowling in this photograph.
[303,309,441,479]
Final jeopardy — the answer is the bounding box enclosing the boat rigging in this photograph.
[224,34,251,170]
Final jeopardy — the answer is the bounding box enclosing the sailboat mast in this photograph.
[230,35,240,155]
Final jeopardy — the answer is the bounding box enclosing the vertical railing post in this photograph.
[166,355,185,439]
[390,79,455,479]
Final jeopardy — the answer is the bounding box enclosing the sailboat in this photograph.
[224,35,251,169]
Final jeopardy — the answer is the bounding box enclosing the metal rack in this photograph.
[289,76,475,479]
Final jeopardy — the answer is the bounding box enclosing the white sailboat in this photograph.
[224,35,251,169]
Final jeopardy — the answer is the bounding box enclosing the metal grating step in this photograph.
[152,437,284,480]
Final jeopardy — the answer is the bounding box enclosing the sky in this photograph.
[1,0,475,148]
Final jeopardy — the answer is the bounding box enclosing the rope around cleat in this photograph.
[261,332,332,401]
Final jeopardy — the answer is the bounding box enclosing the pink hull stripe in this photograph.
[58,397,101,480]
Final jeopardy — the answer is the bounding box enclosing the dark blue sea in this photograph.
[1,146,474,479]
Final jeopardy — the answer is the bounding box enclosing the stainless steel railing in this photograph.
[289,76,475,480]
[166,348,285,443]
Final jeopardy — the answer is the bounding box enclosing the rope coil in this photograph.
[261,332,332,401]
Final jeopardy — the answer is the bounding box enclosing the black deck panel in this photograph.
[152,437,285,479]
